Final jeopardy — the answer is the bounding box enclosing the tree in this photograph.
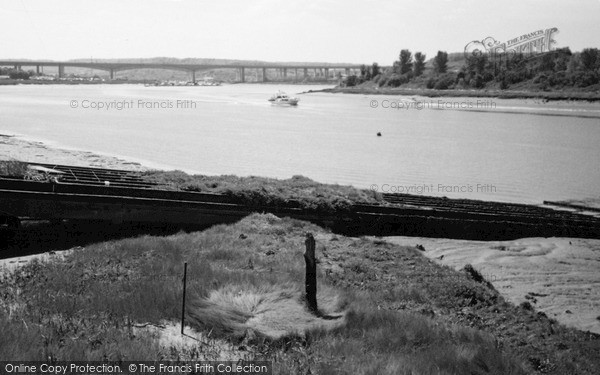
[8,70,30,80]
[433,51,448,74]
[413,52,426,76]
[466,54,487,75]
[371,62,380,78]
[580,48,599,71]
[399,49,413,74]
[345,75,358,87]
[567,54,581,74]
[359,64,371,80]
[537,53,555,72]
[553,48,572,72]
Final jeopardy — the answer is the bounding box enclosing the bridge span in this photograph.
[0,60,362,82]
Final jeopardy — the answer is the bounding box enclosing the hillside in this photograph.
[343,48,600,95]
[3,214,600,373]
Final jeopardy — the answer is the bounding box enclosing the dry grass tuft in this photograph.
[188,283,346,340]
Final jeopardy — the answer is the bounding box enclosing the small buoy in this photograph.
[377,132,382,136]
[104,181,110,186]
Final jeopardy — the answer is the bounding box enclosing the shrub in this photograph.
[533,73,548,84]
[387,73,411,87]
[426,77,436,89]
[570,71,599,87]
[469,74,484,88]
[344,75,358,87]
[8,70,31,80]
[433,73,457,90]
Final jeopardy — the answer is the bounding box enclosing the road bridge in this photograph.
[0,60,363,82]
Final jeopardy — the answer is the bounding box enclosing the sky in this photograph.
[0,0,599,64]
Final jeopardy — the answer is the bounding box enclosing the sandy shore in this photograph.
[2,134,599,335]
[0,134,151,276]
[0,133,148,171]
[385,236,600,334]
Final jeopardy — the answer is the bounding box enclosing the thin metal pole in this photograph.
[181,262,187,335]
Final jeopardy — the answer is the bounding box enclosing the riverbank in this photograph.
[0,133,147,171]
[314,86,600,101]
[2,135,600,336]
[385,236,600,335]
[2,213,600,373]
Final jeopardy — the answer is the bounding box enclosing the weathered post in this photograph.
[304,233,318,313]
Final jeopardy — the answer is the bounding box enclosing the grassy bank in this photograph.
[0,160,383,213]
[2,214,599,373]
[0,159,28,177]
[315,86,600,101]
[141,170,383,213]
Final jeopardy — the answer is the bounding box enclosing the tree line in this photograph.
[344,47,600,90]
[0,67,34,80]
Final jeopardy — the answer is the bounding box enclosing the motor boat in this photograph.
[268,91,299,106]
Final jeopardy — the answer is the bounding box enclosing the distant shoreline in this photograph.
[310,86,600,102]
[0,79,337,86]
[0,79,146,86]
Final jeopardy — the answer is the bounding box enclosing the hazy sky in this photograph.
[1,0,598,64]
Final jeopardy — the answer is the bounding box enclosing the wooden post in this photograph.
[304,233,318,313]
[181,262,187,335]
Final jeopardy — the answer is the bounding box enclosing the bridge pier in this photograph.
[191,70,196,83]
[283,68,287,79]
[304,68,308,79]
[58,65,64,78]
[325,68,329,80]
[294,68,297,82]
[36,65,40,75]
[262,67,267,82]
[109,68,114,80]
[239,67,245,83]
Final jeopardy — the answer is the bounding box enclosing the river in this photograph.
[1,83,599,204]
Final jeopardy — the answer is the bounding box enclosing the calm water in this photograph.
[1,84,599,204]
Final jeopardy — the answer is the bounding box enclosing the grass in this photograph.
[0,160,383,213]
[1,214,598,373]
[0,159,28,177]
[141,170,383,213]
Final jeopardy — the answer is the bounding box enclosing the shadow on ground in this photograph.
[0,220,211,259]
